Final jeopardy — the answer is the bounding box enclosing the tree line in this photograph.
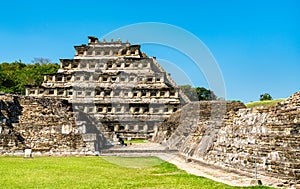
[0,60,59,94]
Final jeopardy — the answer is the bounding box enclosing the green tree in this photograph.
[179,85,217,101]
[0,60,59,94]
[260,93,273,101]
[195,87,217,101]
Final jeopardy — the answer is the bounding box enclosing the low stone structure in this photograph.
[154,92,300,188]
[0,94,100,155]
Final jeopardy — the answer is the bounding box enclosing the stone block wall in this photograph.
[154,92,300,188]
[0,94,104,156]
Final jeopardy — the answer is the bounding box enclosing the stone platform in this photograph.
[100,142,178,156]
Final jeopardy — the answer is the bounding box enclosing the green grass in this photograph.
[246,99,285,108]
[0,156,273,189]
[124,139,149,144]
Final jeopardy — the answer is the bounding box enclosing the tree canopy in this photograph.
[0,60,59,94]
[179,85,217,101]
[260,93,273,101]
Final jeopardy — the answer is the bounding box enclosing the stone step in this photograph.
[100,149,178,154]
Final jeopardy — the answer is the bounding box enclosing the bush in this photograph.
[260,93,273,101]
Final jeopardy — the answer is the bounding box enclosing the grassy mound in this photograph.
[0,156,273,189]
[246,99,285,108]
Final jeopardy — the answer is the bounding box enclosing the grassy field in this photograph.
[245,99,285,108]
[0,156,272,189]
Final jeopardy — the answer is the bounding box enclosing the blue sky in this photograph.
[0,0,299,102]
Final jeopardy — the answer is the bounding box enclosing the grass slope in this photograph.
[0,156,272,189]
[246,99,285,108]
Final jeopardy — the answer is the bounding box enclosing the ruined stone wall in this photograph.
[154,92,300,188]
[0,94,101,156]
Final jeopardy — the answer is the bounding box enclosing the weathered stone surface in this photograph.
[155,92,300,188]
[0,94,101,156]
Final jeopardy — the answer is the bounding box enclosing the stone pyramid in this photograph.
[26,36,189,141]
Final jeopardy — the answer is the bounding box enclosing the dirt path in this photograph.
[101,143,282,188]
[156,153,282,188]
